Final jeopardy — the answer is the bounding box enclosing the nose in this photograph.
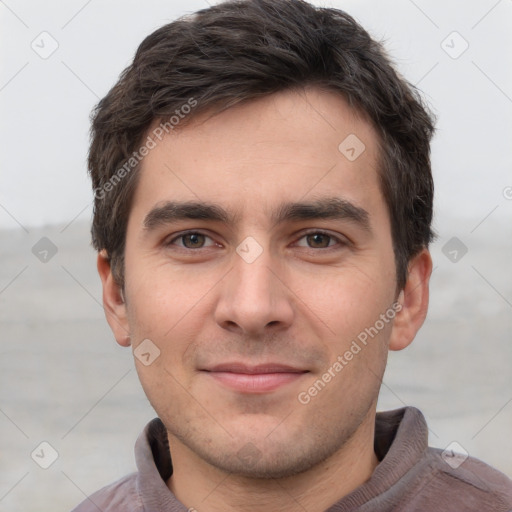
[214,243,295,337]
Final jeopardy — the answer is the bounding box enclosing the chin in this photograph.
[204,442,326,480]
[179,420,349,480]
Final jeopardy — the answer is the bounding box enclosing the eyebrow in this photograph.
[143,197,371,233]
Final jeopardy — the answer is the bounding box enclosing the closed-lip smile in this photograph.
[200,362,309,393]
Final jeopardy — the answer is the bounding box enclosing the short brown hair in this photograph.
[89,0,435,289]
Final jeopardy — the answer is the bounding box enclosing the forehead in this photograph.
[130,87,384,226]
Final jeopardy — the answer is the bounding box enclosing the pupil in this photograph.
[309,233,328,248]
[187,234,203,247]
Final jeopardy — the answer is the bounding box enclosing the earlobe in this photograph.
[389,249,432,351]
[97,250,131,347]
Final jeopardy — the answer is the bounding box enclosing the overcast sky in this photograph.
[1,0,511,230]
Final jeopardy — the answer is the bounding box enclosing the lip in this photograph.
[201,363,309,393]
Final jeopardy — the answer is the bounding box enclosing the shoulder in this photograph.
[417,447,512,510]
[70,472,142,512]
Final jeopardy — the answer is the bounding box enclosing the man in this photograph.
[73,0,512,510]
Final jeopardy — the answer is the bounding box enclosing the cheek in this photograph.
[125,256,194,322]
[295,262,394,339]
[124,261,217,361]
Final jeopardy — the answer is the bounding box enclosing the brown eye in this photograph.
[296,231,343,249]
[181,233,206,248]
[305,233,333,248]
[168,232,216,249]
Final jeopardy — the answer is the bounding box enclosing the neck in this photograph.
[166,408,379,512]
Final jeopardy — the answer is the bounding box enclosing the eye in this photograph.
[295,230,346,249]
[165,230,347,251]
[167,231,217,249]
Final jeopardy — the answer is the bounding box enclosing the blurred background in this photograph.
[1,0,511,510]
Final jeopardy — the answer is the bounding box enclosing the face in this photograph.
[100,87,429,479]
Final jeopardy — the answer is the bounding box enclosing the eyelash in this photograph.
[165,229,348,251]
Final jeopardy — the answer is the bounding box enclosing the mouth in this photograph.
[200,363,309,393]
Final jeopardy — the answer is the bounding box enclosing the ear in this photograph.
[389,248,432,351]
[97,250,131,347]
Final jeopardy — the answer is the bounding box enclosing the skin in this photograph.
[98,86,432,512]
